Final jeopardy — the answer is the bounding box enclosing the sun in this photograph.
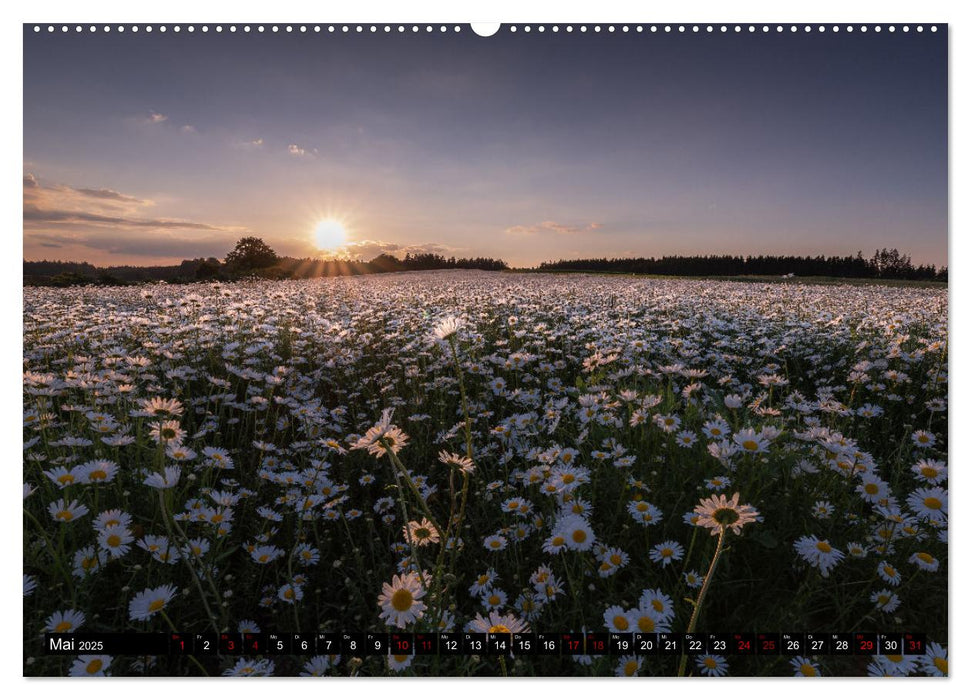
[313,219,347,251]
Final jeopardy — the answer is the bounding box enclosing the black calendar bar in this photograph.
[43,632,932,656]
[45,633,168,655]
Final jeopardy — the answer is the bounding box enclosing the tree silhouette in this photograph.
[225,237,279,271]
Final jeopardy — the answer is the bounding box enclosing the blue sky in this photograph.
[23,26,947,266]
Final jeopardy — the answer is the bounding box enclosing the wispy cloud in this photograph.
[23,205,229,231]
[326,239,455,261]
[505,220,603,236]
[147,112,168,124]
[234,137,264,150]
[72,187,146,204]
[287,143,320,158]
[23,173,245,260]
[28,230,239,257]
[24,174,153,210]
[180,124,197,134]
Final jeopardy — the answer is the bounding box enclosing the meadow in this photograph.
[22,271,948,677]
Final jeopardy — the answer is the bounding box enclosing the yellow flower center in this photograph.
[488,624,511,633]
[801,663,817,676]
[637,616,655,632]
[815,541,832,553]
[572,529,587,543]
[661,548,673,557]
[887,655,902,663]
[391,589,413,612]
[934,657,947,674]
[920,467,939,479]
[85,659,103,674]
[624,660,638,676]
[552,536,565,547]
[284,588,295,600]
[58,475,75,485]
[610,554,623,565]
[613,615,629,631]
[562,474,575,484]
[148,599,166,612]
[56,510,73,521]
[107,534,121,548]
[488,595,500,606]
[55,621,73,632]
[704,657,717,669]
[917,552,934,564]
[864,483,879,494]
[923,497,942,510]
[742,440,758,451]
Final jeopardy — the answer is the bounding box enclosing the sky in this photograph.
[23,25,948,268]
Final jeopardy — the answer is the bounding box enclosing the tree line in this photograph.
[537,249,946,281]
[23,238,944,287]
[23,237,509,286]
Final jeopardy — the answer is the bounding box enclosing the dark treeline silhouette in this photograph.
[537,249,946,281]
[23,240,943,287]
[24,249,509,287]
[277,252,507,278]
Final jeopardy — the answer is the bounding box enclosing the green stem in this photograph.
[24,508,74,594]
[678,528,726,677]
[157,491,221,634]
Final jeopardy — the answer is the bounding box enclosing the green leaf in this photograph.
[214,546,239,562]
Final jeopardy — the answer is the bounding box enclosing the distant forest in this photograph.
[538,249,946,281]
[24,249,509,287]
[23,240,945,287]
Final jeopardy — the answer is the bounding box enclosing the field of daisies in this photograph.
[23,271,947,677]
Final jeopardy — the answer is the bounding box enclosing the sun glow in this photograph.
[313,219,347,251]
